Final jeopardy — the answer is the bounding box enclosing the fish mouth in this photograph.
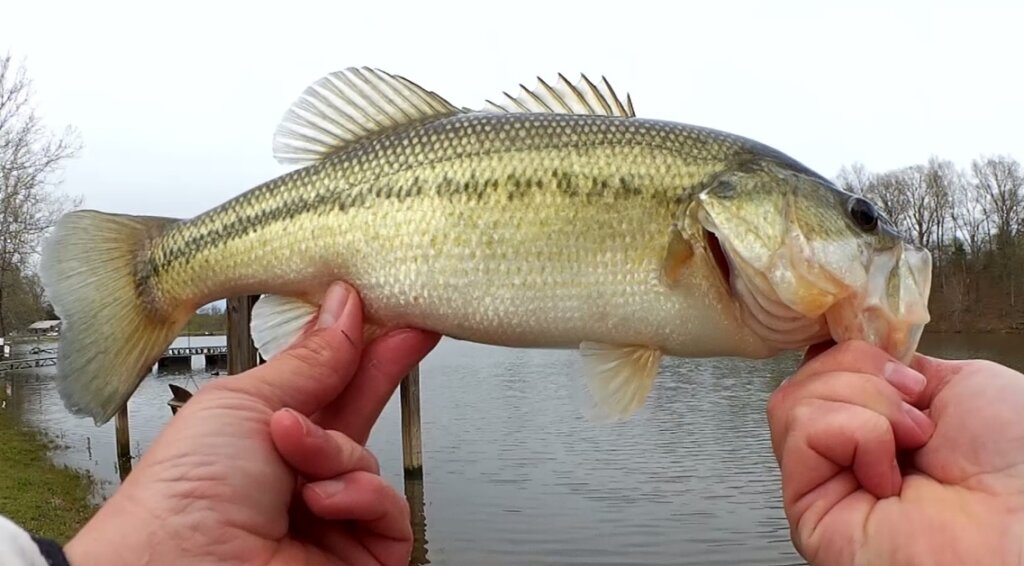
[823,243,932,362]
[699,206,932,360]
[697,217,831,352]
[703,228,732,289]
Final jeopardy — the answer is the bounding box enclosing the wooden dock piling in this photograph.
[404,474,429,565]
[227,295,262,373]
[115,404,132,480]
[400,366,423,478]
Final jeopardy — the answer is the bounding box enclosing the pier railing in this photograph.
[0,346,229,374]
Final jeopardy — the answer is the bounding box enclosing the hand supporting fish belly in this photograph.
[38,68,932,425]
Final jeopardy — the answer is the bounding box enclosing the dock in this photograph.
[0,345,228,374]
[0,356,57,372]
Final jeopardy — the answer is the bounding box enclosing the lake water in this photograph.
[2,332,1023,565]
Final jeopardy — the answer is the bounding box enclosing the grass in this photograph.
[0,410,98,543]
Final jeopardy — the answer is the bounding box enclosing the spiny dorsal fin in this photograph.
[273,67,462,166]
[482,73,635,118]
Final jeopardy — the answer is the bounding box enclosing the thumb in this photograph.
[226,282,365,415]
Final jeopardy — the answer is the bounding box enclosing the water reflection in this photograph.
[3,332,1023,564]
[405,476,430,566]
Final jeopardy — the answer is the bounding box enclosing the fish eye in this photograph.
[848,196,879,232]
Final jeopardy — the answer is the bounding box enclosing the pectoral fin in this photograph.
[579,342,663,422]
[661,225,694,286]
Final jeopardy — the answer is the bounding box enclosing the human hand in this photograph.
[768,340,1024,566]
[64,282,440,566]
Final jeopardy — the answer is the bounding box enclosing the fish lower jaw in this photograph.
[823,298,926,363]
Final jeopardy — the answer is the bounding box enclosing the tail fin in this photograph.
[39,210,187,425]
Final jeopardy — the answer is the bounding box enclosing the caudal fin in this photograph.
[39,210,187,425]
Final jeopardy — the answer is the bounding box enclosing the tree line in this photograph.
[836,154,1024,332]
[182,303,227,336]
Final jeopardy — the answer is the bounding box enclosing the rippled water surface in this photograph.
[3,332,1022,565]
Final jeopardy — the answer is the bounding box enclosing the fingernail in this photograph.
[282,408,308,435]
[317,282,351,329]
[884,361,926,397]
[309,479,345,500]
[902,402,934,439]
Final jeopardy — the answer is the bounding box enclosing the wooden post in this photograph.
[404,475,429,565]
[115,404,132,480]
[227,295,262,374]
[400,366,423,478]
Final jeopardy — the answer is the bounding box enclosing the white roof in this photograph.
[27,320,61,330]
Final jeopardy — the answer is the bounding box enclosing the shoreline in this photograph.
[0,410,99,543]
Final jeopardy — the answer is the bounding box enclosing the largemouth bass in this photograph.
[39,67,932,425]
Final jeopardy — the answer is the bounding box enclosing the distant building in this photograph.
[26,320,61,335]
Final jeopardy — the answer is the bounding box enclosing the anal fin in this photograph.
[251,294,319,361]
[579,342,663,422]
[250,293,395,361]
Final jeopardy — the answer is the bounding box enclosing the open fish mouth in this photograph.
[697,209,932,361]
[703,228,732,289]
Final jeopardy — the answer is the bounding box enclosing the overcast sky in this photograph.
[2,0,1020,219]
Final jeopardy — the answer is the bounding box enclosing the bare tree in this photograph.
[949,169,988,257]
[861,168,913,237]
[973,155,1024,251]
[836,162,874,195]
[0,53,82,336]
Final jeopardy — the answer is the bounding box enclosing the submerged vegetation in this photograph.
[0,410,97,542]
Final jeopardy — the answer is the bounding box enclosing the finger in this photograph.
[908,353,971,410]
[786,340,928,402]
[301,521,411,566]
[317,329,441,444]
[303,471,413,545]
[780,399,901,524]
[215,282,365,415]
[768,369,933,461]
[801,339,836,365]
[270,408,380,478]
[287,503,380,564]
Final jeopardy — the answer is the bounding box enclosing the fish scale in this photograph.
[39,67,931,425]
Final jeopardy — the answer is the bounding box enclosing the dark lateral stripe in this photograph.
[144,112,818,276]
[149,168,669,279]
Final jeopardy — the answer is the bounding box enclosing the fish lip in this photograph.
[823,243,933,362]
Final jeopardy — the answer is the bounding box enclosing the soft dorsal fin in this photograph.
[481,73,635,117]
[273,67,462,166]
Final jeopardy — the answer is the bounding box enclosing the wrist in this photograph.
[64,488,162,565]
